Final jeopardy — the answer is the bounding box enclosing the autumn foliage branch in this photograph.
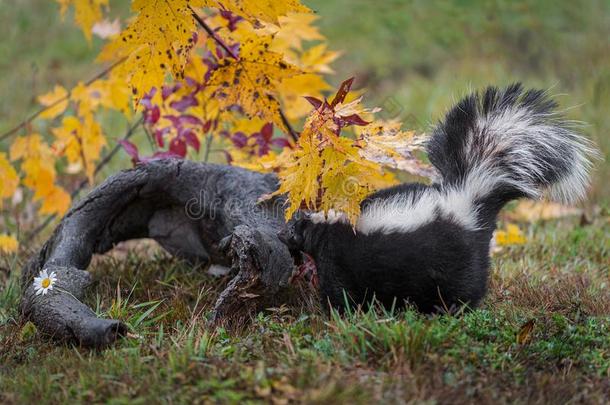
[0,0,432,253]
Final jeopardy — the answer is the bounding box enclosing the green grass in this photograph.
[1,1,610,403]
[1,216,609,403]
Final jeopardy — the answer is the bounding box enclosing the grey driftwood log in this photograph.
[20,159,296,348]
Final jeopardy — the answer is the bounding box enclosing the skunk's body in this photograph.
[283,84,597,313]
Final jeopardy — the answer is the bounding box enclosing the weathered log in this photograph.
[20,159,295,348]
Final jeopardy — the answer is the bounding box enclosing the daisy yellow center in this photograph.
[41,278,51,288]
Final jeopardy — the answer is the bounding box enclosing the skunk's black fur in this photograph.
[281,84,597,313]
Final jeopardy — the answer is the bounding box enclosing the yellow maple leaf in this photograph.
[263,13,339,75]
[357,120,436,179]
[273,121,395,224]
[495,223,527,246]
[97,73,133,117]
[0,234,18,254]
[56,0,109,42]
[230,117,268,135]
[11,137,57,193]
[38,85,70,119]
[273,131,324,220]
[277,73,331,120]
[227,147,274,172]
[71,81,104,115]
[27,164,57,201]
[318,140,373,221]
[10,134,71,216]
[333,96,379,120]
[207,33,301,130]
[270,12,324,52]
[0,153,19,208]
[204,0,311,26]
[52,116,83,164]
[296,43,340,74]
[270,80,399,224]
[10,134,49,162]
[39,186,72,216]
[52,114,106,183]
[98,0,205,105]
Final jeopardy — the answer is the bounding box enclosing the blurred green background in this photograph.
[1,0,608,202]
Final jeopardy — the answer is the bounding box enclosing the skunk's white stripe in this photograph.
[356,191,439,235]
[309,209,349,225]
[356,166,506,235]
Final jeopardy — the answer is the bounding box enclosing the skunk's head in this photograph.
[278,212,311,258]
[279,210,350,262]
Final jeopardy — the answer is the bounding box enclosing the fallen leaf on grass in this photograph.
[495,223,527,246]
[517,319,535,345]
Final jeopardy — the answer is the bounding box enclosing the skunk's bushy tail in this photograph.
[427,84,598,224]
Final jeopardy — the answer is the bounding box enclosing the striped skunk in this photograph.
[280,84,598,313]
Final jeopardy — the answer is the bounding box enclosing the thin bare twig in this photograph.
[25,116,144,242]
[189,7,239,60]
[203,134,213,162]
[278,107,299,142]
[0,58,126,142]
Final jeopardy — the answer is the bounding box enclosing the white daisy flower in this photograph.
[33,269,57,296]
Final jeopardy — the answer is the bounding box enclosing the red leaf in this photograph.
[271,138,292,149]
[219,10,243,31]
[163,114,204,128]
[169,138,187,157]
[223,150,233,164]
[161,84,180,100]
[141,151,183,162]
[340,114,370,126]
[260,122,274,141]
[169,94,198,112]
[140,87,157,109]
[304,96,323,110]
[330,77,354,108]
[181,130,201,152]
[231,131,248,148]
[145,106,160,124]
[184,76,200,89]
[154,128,169,147]
[118,140,140,164]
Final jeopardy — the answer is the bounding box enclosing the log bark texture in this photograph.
[20,159,295,348]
